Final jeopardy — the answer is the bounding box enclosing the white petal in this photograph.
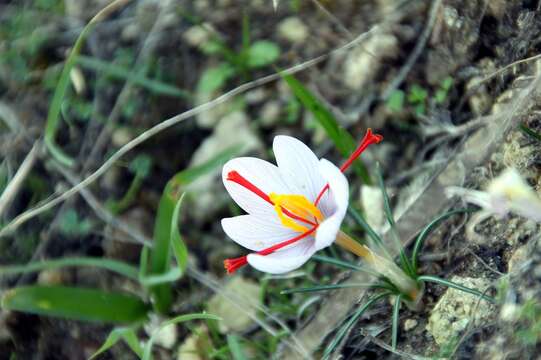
[221,215,297,251]
[247,240,316,274]
[223,157,292,217]
[314,159,349,250]
[273,136,327,203]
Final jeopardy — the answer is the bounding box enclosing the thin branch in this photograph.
[0,142,40,218]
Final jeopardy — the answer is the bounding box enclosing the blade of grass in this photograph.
[347,207,388,256]
[281,283,390,295]
[281,72,372,184]
[142,313,221,360]
[170,193,188,274]
[519,122,541,142]
[227,334,248,360]
[148,147,238,313]
[323,292,390,359]
[76,55,190,99]
[1,286,149,323]
[89,327,143,359]
[417,275,495,304]
[391,294,402,350]
[312,254,379,276]
[0,257,139,280]
[374,163,413,276]
[411,209,474,272]
[44,0,132,167]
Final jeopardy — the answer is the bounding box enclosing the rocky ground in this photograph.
[0,0,540,359]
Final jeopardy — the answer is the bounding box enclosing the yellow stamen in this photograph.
[269,193,323,233]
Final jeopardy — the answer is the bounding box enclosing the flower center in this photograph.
[269,193,323,233]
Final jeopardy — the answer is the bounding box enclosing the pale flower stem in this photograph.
[335,231,372,260]
[335,231,421,303]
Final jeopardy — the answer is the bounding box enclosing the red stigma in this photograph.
[224,227,317,274]
[224,256,248,274]
[315,129,382,206]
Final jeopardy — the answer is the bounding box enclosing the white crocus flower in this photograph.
[222,130,382,274]
[447,168,541,222]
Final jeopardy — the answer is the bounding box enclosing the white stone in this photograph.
[207,277,261,333]
[342,31,397,90]
[426,276,495,346]
[278,17,309,44]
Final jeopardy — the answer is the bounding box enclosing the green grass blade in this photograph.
[519,122,541,142]
[391,294,402,350]
[149,147,239,313]
[281,283,390,295]
[411,209,474,272]
[227,334,248,360]
[171,145,241,186]
[1,286,149,323]
[76,55,190,98]
[171,193,188,274]
[281,72,372,184]
[346,207,387,253]
[142,313,221,360]
[312,254,379,276]
[323,292,390,359]
[0,257,139,280]
[417,275,495,304]
[89,327,143,359]
[374,163,413,276]
[139,268,182,287]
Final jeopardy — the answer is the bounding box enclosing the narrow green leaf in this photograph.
[411,209,474,272]
[139,268,182,287]
[519,123,541,143]
[171,193,188,273]
[149,147,239,313]
[89,327,143,359]
[77,56,190,98]
[281,283,389,295]
[281,72,371,184]
[374,163,413,276]
[0,257,139,280]
[346,207,387,253]
[44,19,100,167]
[171,145,241,186]
[227,334,248,360]
[417,275,495,304]
[1,286,149,323]
[312,254,379,276]
[323,292,390,359]
[391,294,402,350]
[142,313,221,360]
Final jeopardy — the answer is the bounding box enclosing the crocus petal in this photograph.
[273,136,327,203]
[221,215,297,251]
[314,159,349,250]
[247,240,316,274]
[223,157,292,217]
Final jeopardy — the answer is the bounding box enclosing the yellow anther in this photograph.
[269,193,323,233]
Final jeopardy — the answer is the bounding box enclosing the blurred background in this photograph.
[1,0,540,359]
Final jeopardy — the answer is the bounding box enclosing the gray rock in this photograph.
[207,277,261,333]
[427,276,495,346]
